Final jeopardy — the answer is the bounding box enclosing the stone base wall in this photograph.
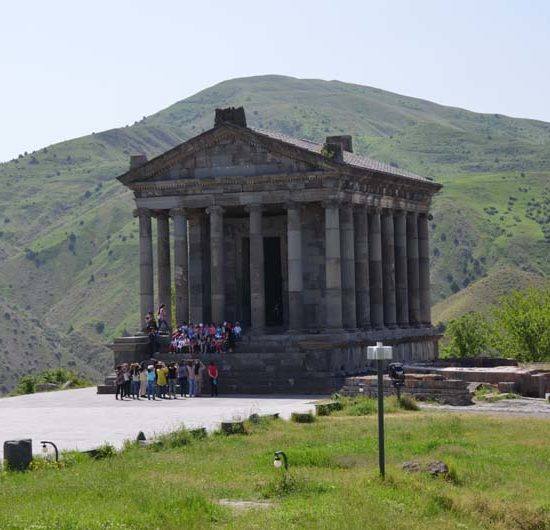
[407,365,550,398]
[340,374,473,406]
[98,329,441,395]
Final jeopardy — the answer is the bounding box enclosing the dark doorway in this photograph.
[264,237,283,326]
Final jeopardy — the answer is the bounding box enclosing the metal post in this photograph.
[367,341,392,480]
[376,358,385,479]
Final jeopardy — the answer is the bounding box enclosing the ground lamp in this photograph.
[366,341,393,479]
[40,440,59,462]
[388,362,405,401]
[273,451,288,470]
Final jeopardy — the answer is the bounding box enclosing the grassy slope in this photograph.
[0,74,549,391]
[1,412,549,529]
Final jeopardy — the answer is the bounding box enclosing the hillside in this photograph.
[0,75,548,393]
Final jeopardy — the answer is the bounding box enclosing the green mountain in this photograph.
[0,75,548,393]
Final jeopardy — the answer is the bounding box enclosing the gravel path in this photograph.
[421,397,550,417]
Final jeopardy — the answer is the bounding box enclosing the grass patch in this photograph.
[334,395,420,416]
[1,411,548,528]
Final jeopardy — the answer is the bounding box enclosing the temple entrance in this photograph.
[263,237,283,326]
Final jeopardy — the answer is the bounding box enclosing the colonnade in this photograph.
[135,202,431,333]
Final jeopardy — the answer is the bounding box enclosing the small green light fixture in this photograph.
[273,450,288,470]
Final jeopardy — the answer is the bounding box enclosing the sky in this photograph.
[1,0,549,162]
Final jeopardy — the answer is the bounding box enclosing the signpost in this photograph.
[367,341,393,478]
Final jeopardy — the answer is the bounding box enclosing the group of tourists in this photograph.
[114,359,219,401]
[144,305,243,355]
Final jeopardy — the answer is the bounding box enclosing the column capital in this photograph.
[381,207,394,216]
[133,208,151,219]
[367,205,382,215]
[169,207,187,218]
[394,209,407,217]
[244,203,263,213]
[206,205,225,216]
[407,210,418,219]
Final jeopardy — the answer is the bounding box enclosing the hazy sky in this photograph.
[1,0,549,162]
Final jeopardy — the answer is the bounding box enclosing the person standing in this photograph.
[130,363,141,400]
[177,360,188,397]
[115,366,125,401]
[139,362,148,398]
[157,304,170,333]
[187,360,196,397]
[156,362,168,399]
[207,361,219,397]
[146,365,156,400]
[167,362,177,399]
[194,359,206,396]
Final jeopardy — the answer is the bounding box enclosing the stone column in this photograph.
[286,203,303,332]
[324,200,343,329]
[172,208,189,326]
[136,208,154,327]
[340,204,356,329]
[394,210,409,328]
[207,205,225,324]
[407,212,421,326]
[156,211,172,327]
[247,204,265,331]
[418,213,432,326]
[354,205,370,329]
[381,209,396,328]
[368,207,384,329]
[188,210,204,324]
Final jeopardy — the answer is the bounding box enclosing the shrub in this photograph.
[291,412,315,423]
[441,312,491,358]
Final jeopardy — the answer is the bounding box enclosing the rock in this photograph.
[35,383,59,392]
[426,460,449,476]
[221,421,245,434]
[402,461,421,472]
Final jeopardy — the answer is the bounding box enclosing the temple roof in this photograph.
[251,128,430,183]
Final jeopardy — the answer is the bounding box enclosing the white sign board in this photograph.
[367,341,393,360]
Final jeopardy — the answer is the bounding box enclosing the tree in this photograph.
[491,287,550,362]
[441,312,491,358]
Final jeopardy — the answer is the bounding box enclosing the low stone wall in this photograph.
[340,374,473,406]
[407,365,550,398]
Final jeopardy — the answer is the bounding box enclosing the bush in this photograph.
[291,412,315,423]
[491,286,550,362]
[441,312,491,358]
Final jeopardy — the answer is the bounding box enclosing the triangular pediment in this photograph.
[120,125,331,185]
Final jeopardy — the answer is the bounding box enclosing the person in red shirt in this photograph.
[207,361,219,397]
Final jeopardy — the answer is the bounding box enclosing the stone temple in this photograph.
[105,107,442,393]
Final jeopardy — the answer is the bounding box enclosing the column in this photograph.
[418,213,432,326]
[172,208,189,326]
[354,205,370,329]
[156,211,172,327]
[136,208,154,328]
[407,212,421,326]
[394,211,409,327]
[188,210,204,323]
[247,204,265,331]
[287,203,303,331]
[324,200,343,329]
[368,207,384,329]
[207,205,225,324]
[340,204,356,329]
[381,209,396,328]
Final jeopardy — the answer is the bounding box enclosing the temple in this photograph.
[105,107,443,393]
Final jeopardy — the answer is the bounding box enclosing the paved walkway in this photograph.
[0,388,321,459]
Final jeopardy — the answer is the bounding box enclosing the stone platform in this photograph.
[0,388,319,460]
[99,328,441,394]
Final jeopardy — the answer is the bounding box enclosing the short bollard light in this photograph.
[40,441,59,462]
[366,341,393,479]
[273,451,288,470]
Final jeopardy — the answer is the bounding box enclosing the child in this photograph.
[207,361,219,397]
